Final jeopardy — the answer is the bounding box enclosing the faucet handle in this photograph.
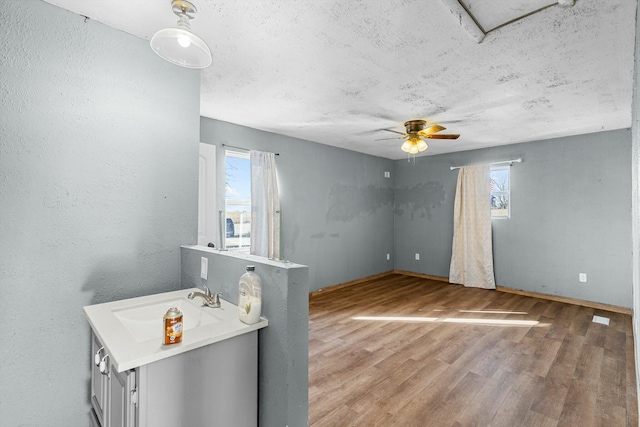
[201,283,211,297]
[213,292,222,305]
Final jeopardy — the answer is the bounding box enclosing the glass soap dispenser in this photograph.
[238,265,262,325]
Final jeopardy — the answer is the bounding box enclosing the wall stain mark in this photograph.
[327,184,393,222]
[394,181,446,220]
[309,231,340,240]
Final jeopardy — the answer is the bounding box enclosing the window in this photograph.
[490,166,510,218]
[225,149,251,251]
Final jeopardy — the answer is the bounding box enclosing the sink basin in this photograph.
[112,297,221,343]
[84,288,268,372]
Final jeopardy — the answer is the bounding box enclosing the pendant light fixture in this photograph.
[150,0,212,69]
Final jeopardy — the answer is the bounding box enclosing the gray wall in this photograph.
[181,246,309,427]
[202,117,633,308]
[200,117,396,293]
[394,129,633,308]
[0,2,200,425]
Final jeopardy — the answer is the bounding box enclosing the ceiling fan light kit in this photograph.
[150,0,212,69]
[402,136,427,154]
[380,119,460,156]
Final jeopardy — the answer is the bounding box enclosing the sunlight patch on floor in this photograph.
[458,310,528,315]
[352,315,548,327]
[442,318,542,326]
[353,316,439,322]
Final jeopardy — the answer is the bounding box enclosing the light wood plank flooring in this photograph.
[309,273,638,427]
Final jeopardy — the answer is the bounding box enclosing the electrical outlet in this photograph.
[579,273,587,283]
[384,171,391,178]
[415,253,420,261]
[386,253,390,261]
[201,257,208,280]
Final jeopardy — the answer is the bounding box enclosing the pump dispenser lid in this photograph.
[246,265,255,271]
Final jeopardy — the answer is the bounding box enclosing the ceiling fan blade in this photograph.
[381,129,407,136]
[418,125,446,137]
[426,134,460,139]
[375,136,405,141]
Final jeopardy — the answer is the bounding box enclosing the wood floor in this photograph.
[309,273,638,427]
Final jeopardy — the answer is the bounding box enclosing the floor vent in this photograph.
[592,315,610,326]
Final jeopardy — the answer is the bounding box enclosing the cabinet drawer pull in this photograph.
[99,354,110,377]
[94,347,105,366]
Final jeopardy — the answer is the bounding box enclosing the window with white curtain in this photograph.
[225,149,251,252]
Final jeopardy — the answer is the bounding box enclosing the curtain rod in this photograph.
[222,143,279,156]
[450,158,522,171]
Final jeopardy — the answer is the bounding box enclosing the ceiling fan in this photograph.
[377,120,460,154]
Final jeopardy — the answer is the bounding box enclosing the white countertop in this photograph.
[84,288,268,372]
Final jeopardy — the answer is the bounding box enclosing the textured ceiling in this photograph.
[44,0,636,159]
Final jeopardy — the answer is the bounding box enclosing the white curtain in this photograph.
[250,151,281,259]
[449,164,496,289]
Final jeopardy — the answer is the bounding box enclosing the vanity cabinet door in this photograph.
[108,368,137,427]
[90,333,137,427]
[91,335,108,426]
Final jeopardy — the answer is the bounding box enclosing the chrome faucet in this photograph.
[188,284,221,308]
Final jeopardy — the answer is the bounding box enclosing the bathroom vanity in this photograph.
[85,289,268,427]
